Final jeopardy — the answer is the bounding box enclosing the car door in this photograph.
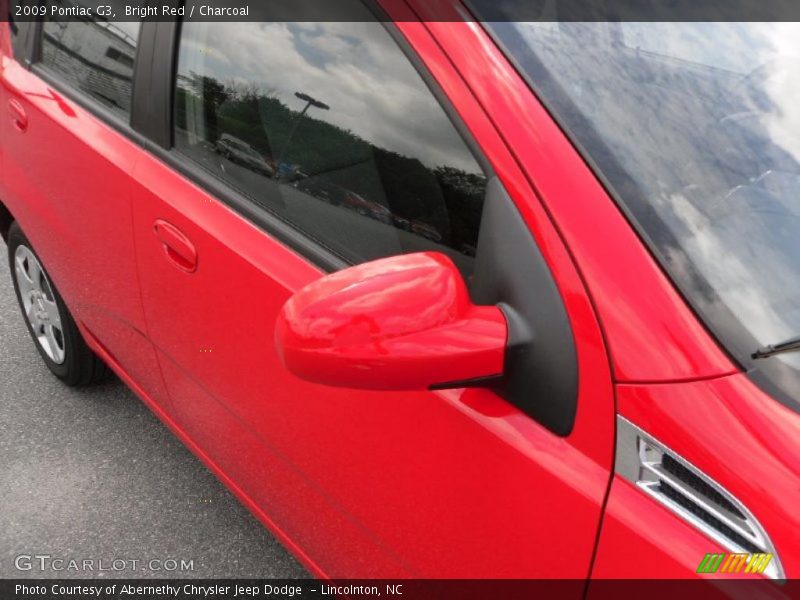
[130,0,616,579]
[0,1,29,225]
[0,4,170,407]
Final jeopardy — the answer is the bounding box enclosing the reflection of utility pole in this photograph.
[275,91,330,177]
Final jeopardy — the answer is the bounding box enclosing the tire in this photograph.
[7,221,109,386]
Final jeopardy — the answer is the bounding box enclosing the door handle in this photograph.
[8,99,28,132]
[153,220,198,273]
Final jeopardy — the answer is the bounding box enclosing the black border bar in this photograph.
[8,0,800,22]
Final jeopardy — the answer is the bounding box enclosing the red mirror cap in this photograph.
[275,252,508,390]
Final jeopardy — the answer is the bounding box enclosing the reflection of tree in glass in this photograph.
[180,73,230,144]
[176,73,486,253]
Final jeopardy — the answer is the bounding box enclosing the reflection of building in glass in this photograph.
[42,20,137,112]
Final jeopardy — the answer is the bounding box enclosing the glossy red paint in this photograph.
[153,219,199,273]
[1,0,796,583]
[8,96,27,131]
[0,15,8,59]
[276,252,507,390]
[128,143,613,577]
[592,375,800,579]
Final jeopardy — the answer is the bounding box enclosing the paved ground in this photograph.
[0,240,308,579]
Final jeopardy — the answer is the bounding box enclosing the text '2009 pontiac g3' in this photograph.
[2,0,799,582]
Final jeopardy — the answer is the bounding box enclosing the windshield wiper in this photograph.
[752,336,800,359]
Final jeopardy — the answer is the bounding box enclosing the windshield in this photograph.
[478,20,800,408]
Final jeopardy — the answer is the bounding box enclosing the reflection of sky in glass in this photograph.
[112,21,141,41]
[508,23,800,371]
[619,23,796,73]
[178,21,479,174]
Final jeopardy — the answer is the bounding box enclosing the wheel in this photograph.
[7,221,109,386]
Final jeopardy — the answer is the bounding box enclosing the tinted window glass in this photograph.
[174,3,487,274]
[41,1,140,116]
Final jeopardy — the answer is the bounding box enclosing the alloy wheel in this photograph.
[13,245,66,364]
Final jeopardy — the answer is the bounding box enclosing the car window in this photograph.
[174,1,487,274]
[40,1,140,117]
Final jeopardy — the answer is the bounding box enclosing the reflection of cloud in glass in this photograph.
[758,24,800,166]
[659,190,797,358]
[113,21,141,41]
[179,21,478,174]
[505,22,800,376]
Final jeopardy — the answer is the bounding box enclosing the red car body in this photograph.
[1,0,799,583]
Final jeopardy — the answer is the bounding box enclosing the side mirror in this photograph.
[275,252,507,390]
